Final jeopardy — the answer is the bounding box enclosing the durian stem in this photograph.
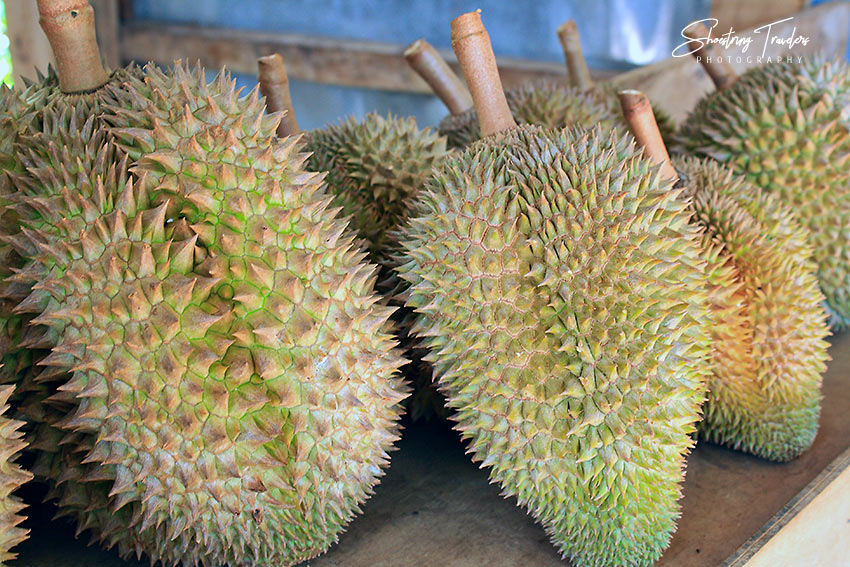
[451,11,517,137]
[404,39,473,116]
[257,54,300,137]
[557,20,594,90]
[684,22,738,90]
[618,90,678,182]
[36,0,109,93]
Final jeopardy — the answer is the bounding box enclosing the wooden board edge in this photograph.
[722,444,850,566]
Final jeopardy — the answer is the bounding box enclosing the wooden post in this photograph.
[90,0,120,69]
[5,1,54,86]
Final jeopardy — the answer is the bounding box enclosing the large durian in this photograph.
[399,13,713,567]
[257,54,449,420]
[0,384,31,565]
[621,92,830,462]
[0,1,408,565]
[675,33,850,328]
[405,23,674,150]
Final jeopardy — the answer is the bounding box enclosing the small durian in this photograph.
[0,2,408,566]
[400,13,713,567]
[621,91,831,462]
[0,384,31,566]
[675,25,850,328]
[405,22,674,150]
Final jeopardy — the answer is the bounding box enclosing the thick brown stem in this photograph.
[618,90,678,182]
[684,22,737,90]
[404,39,473,115]
[257,54,300,137]
[37,0,109,93]
[450,11,516,137]
[557,20,593,90]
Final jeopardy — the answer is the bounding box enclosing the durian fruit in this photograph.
[675,25,850,328]
[621,91,830,462]
[0,384,31,565]
[405,22,674,150]
[0,1,408,565]
[399,12,714,567]
[258,54,449,420]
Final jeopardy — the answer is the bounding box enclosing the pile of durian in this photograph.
[0,3,846,567]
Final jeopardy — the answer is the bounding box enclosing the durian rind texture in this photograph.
[400,125,712,567]
[439,82,676,149]
[2,63,408,567]
[0,384,30,566]
[676,157,830,462]
[304,113,447,274]
[675,57,850,329]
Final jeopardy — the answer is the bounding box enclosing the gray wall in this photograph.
[134,0,712,130]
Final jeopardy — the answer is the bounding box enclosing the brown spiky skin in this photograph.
[675,57,850,329]
[675,157,830,462]
[439,82,676,149]
[303,113,449,421]
[1,63,408,567]
[0,384,31,566]
[400,125,713,567]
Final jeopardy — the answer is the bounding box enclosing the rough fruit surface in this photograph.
[400,125,712,567]
[676,57,850,328]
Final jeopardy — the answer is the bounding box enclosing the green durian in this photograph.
[0,384,30,566]
[621,91,831,462]
[399,13,713,567]
[675,157,830,461]
[675,56,850,328]
[0,2,408,565]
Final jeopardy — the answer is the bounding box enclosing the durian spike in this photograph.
[450,10,516,137]
[557,20,594,90]
[257,53,300,137]
[618,90,679,182]
[683,22,738,90]
[36,0,109,93]
[404,39,473,115]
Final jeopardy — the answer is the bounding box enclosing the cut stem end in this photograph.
[683,22,738,90]
[618,90,678,182]
[258,54,300,137]
[450,11,516,137]
[37,0,110,93]
[404,39,473,115]
[557,20,593,90]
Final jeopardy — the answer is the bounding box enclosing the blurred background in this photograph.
[1,0,846,129]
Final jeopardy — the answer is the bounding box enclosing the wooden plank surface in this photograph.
[118,22,591,95]
[90,0,121,69]
[4,0,53,86]
[10,332,850,567]
[612,1,850,121]
[116,2,849,122]
[710,0,807,32]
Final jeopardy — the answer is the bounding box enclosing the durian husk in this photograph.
[674,57,850,329]
[400,124,713,567]
[0,384,31,566]
[439,82,677,149]
[675,156,830,461]
[2,60,409,567]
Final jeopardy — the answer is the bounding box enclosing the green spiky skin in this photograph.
[1,63,408,567]
[675,57,850,329]
[399,125,713,567]
[303,113,448,421]
[438,82,676,149]
[675,157,830,461]
[0,384,31,566]
[304,113,447,275]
